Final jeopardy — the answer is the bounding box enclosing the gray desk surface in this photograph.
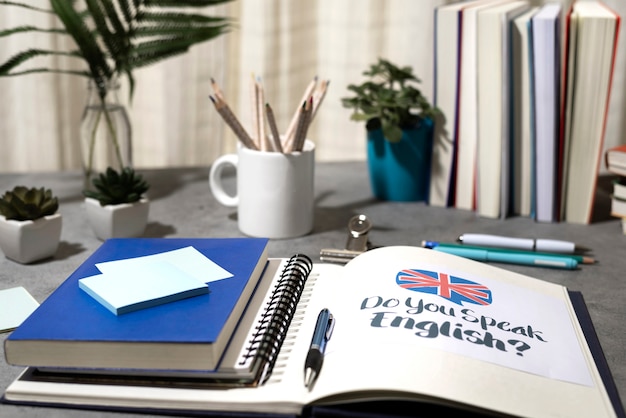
[0,162,625,417]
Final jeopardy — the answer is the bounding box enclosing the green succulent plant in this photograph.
[341,58,438,143]
[83,166,150,206]
[0,186,59,221]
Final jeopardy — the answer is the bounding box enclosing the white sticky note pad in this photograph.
[95,246,233,284]
[0,286,40,332]
[79,260,209,315]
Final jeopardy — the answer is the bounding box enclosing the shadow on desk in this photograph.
[590,175,617,224]
[54,241,86,261]
[217,191,380,236]
[312,193,380,234]
[142,167,210,201]
[144,222,177,238]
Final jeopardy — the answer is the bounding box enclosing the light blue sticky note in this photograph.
[95,246,233,284]
[0,287,39,332]
[79,260,209,315]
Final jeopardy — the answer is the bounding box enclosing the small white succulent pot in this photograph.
[84,197,149,241]
[0,213,62,264]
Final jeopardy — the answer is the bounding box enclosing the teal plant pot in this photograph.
[366,118,433,202]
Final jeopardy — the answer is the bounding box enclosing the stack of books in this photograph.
[605,144,626,234]
[431,0,621,224]
[3,238,279,382]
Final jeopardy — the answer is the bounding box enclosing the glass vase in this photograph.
[80,77,132,190]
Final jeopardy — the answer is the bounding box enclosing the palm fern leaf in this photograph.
[144,0,232,6]
[0,1,52,13]
[51,0,113,97]
[0,26,66,37]
[0,49,87,76]
[0,0,233,100]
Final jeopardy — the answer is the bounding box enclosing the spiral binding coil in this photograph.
[238,253,313,383]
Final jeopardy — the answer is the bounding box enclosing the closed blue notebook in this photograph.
[5,238,270,372]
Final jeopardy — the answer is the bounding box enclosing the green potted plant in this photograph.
[0,186,62,263]
[83,166,150,240]
[341,58,439,202]
[0,0,232,185]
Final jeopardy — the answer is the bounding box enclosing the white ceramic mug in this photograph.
[209,140,315,239]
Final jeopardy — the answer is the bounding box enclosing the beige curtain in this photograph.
[1,0,625,173]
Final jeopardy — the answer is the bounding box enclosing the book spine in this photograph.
[238,254,313,384]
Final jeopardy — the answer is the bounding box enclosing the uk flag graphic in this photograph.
[396,269,492,306]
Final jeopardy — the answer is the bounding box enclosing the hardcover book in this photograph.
[511,6,538,218]
[455,0,513,212]
[561,1,621,224]
[531,3,561,223]
[606,144,626,177]
[430,1,468,208]
[476,1,529,219]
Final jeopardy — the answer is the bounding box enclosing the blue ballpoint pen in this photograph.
[424,242,579,270]
[304,308,335,389]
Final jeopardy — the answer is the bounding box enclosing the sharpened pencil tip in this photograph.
[582,256,596,264]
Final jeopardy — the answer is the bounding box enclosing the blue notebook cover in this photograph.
[5,237,269,371]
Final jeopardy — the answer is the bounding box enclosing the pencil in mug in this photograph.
[255,76,270,151]
[284,75,318,148]
[265,103,284,153]
[249,73,260,149]
[283,101,304,153]
[311,79,329,123]
[292,97,313,152]
[209,95,258,151]
[210,77,225,101]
